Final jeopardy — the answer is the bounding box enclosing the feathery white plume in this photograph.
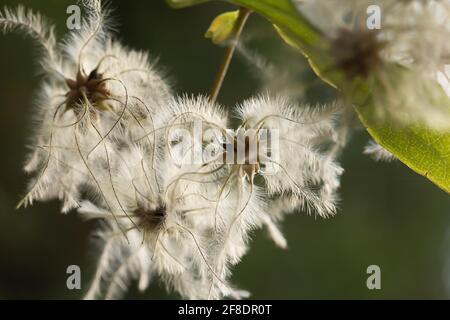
[234,94,343,218]
[295,0,450,130]
[364,140,396,162]
[1,1,171,211]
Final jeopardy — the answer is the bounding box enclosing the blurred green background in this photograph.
[0,0,449,299]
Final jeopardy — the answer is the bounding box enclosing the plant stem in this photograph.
[209,7,251,103]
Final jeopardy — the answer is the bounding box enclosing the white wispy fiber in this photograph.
[294,0,450,130]
[364,140,396,162]
[7,1,346,300]
[0,5,60,73]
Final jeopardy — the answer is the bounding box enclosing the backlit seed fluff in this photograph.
[4,0,352,301]
[0,1,171,211]
[234,94,344,218]
[295,0,450,130]
[364,140,396,162]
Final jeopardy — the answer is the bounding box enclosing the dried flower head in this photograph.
[234,94,343,217]
[0,1,171,211]
[295,0,450,129]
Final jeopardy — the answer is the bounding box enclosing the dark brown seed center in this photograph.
[332,28,386,78]
[134,204,167,232]
[65,69,111,112]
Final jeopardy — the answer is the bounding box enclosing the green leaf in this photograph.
[360,110,450,194]
[346,74,450,194]
[225,0,322,50]
[205,10,240,45]
[165,0,210,9]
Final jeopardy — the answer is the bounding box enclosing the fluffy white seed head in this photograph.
[295,0,450,130]
[3,1,171,210]
[235,94,344,218]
